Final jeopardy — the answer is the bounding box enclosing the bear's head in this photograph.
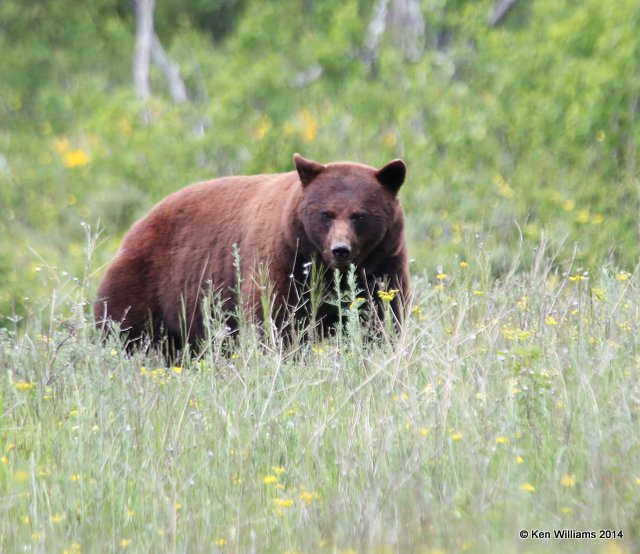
[295,153,406,270]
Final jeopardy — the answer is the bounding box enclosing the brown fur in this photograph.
[94,154,409,350]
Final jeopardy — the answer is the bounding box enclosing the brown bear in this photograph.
[94,154,409,351]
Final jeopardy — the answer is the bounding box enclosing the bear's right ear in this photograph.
[294,153,325,186]
[376,159,407,196]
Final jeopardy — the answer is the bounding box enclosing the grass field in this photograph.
[1,242,639,553]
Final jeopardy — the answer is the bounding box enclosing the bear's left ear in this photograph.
[294,153,326,186]
[376,159,407,196]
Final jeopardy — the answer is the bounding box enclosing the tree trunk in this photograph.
[150,34,188,103]
[364,0,390,70]
[132,0,188,103]
[133,0,154,101]
[364,0,425,69]
[489,0,519,26]
[389,0,425,63]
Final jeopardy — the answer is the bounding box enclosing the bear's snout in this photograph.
[331,242,352,264]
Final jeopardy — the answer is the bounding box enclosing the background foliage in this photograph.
[1,0,639,321]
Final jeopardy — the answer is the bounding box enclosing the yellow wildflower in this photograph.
[616,271,630,282]
[63,149,90,168]
[545,315,559,326]
[300,109,318,143]
[52,137,70,153]
[450,431,462,442]
[253,115,272,141]
[263,475,278,484]
[13,381,34,391]
[495,436,509,445]
[575,209,590,224]
[273,497,294,508]
[560,474,577,488]
[494,173,514,199]
[519,482,535,493]
[377,289,399,302]
[14,470,29,482]
[502,325,533,341]
[384,131,397,147]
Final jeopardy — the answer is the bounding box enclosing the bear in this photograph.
[94,154,409,351]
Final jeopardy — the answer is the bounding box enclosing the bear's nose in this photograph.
[331,243,351,263]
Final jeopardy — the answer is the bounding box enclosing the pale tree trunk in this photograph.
[388,0,425,63]
[364,0,389,69]
[133,0,154,101]
[150,34,188,103]
[489,0,519,26]
[364,0,425,68]
[132,0,188,103]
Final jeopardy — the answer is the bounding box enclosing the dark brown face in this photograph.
[295,155,406,270]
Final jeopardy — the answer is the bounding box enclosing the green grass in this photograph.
[1,246,639,553]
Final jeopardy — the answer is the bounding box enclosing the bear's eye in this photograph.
[320,210,335,222]
[350,211,367,222]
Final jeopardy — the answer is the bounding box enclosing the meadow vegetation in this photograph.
[1,0,640,551]
[1,241,639,553]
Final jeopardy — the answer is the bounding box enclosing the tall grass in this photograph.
[1,242,638,553]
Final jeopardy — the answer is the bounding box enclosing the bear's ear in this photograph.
[376,159,407,196]
[294,153,326,186]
